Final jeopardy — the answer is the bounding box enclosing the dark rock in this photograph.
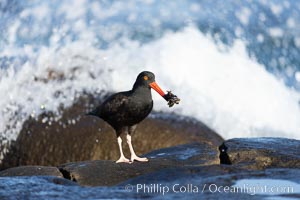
[119,165,300,199]
[58,142,219,186]
[0,176,139,200]
[219,137,300,170]
[0,166,63,177]
[0,94,223,170]
[143,142,220,166]
[45,176,79,186]
[1,138,300,199]
[119,164,244,186]
[1,166,299,199]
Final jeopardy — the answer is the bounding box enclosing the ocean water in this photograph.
[1,0,300,158]
[234,179,300,196]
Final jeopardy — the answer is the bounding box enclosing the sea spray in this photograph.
[1,0,300,162]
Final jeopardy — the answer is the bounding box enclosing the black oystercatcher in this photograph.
[87,71,180,163]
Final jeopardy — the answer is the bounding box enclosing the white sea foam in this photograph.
[133,27,300,139]
[1,26,300,147]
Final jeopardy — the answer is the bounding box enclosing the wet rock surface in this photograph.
[143,142,220,166]
[0,138,300,199]
[0,166,63,178]
[119,166,300,199]
[220,137,300,170]
[58,142,219,186]
[0,95,223,170]
[0,176,131,200]
[1,165,299,199]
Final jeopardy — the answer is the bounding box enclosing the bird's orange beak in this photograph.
[149,82,166,97]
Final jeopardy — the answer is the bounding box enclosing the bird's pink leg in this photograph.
[126,133,148,162]
[116,136,131,163]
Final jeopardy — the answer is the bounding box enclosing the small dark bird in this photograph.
[87,71,180,163]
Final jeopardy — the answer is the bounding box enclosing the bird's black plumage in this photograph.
[87,71,180,163]
[88,71,155,136]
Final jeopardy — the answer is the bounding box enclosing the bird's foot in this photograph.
[131,155,149,162]
[116,157,132,163]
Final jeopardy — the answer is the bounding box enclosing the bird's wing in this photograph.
[100,92,130,117]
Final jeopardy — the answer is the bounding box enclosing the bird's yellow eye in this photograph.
[143,76,148,80]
